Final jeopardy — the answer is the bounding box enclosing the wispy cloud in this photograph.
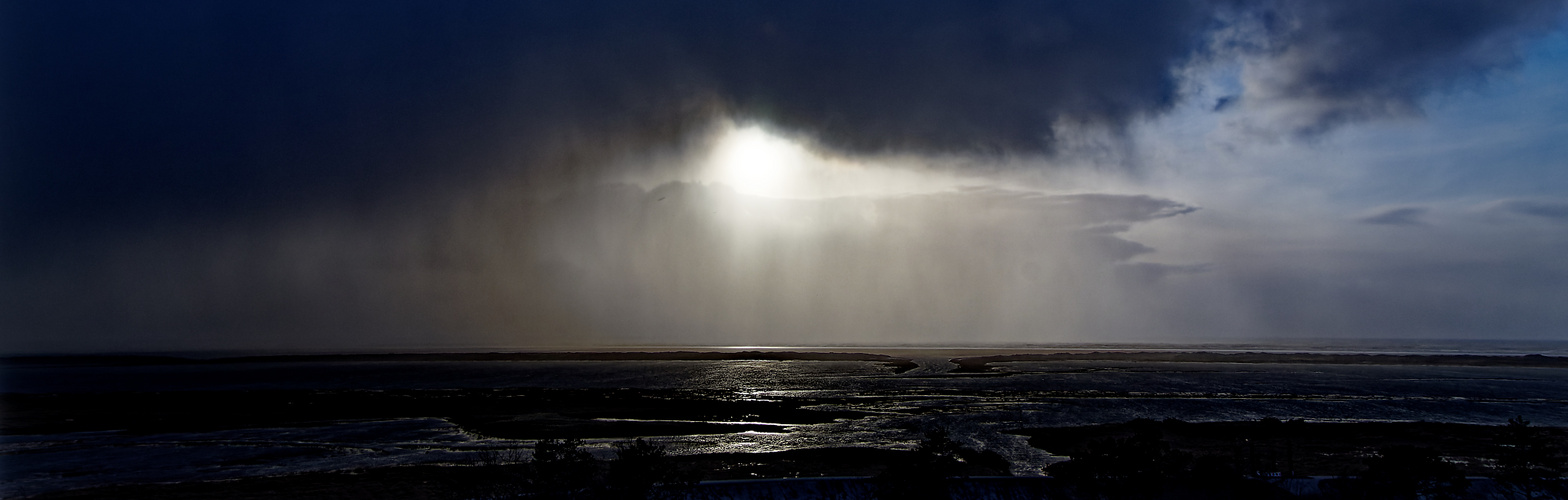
[1486,198,1568,221]
[1358,206,1430,226]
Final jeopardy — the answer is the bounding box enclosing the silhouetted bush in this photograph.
[1329,446,1470,500]
[1040,424,1298,499]
[1047,426,1192,483]
[473,448,529,466]
[606,438,696,499]
[530,438,598,498]
[457,446,534,499]
[876,428,1011,500]
[1190,454,1244,482]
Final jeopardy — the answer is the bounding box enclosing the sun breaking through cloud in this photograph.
[3,0,1567,352]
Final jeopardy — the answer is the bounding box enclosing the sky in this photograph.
[3,0,1568,353]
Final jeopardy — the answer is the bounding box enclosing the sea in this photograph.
[3,340,1567,497]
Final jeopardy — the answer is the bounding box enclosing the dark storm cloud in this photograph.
[0,1,715,257]
[5,0,1561,239]
[0,0,1225,231]
[1227,0,1566,136]
[1358,206,1429,226]
[708,0,1216,154]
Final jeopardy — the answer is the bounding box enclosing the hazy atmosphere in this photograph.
[5,0,1568,352]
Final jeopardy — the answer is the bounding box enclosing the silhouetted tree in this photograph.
[1493,416,1563,500]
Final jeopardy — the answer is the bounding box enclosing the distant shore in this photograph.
[948,351,1568,372]
[9,348,1568,373]
[0,350,921,372]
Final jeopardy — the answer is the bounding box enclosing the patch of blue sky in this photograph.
[1131,22,1568,222]
[1315,27,1568,205]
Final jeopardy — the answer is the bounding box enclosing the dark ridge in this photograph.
[0,355,203,367]
[949,352,1568,373]
[1,351,919,373]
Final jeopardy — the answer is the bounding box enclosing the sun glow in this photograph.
[701,122,984,200]
[709,125,805,198]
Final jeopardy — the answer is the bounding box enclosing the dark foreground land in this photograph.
[5,349,1568,498]
[18,418,1568,499]
[1019,418,1568,477]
